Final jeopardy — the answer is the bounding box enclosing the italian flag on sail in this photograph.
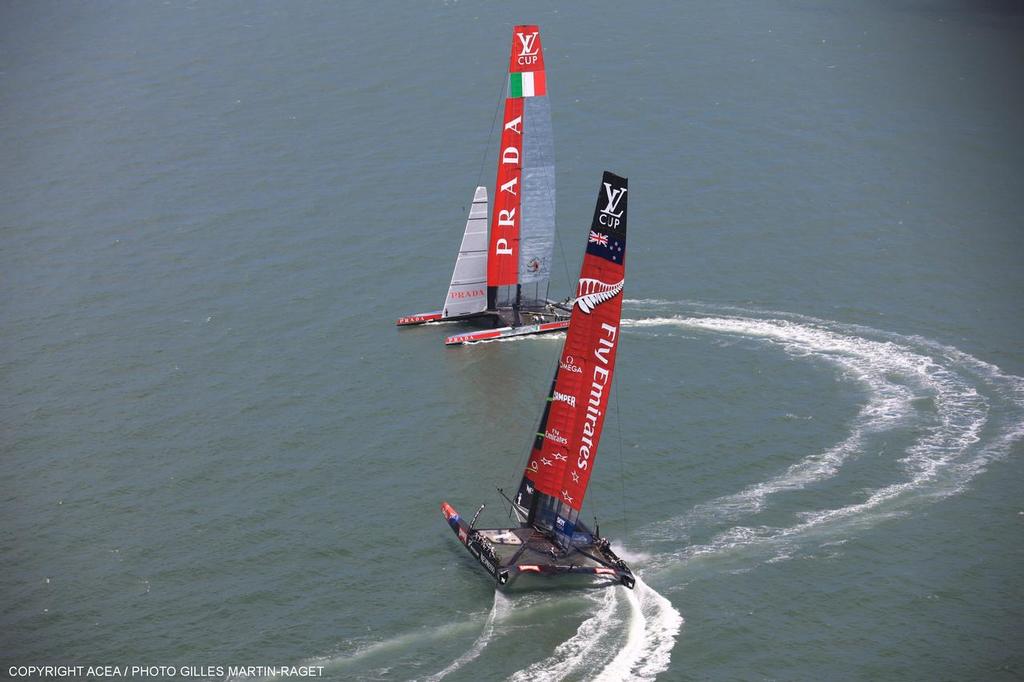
[509,71,547,98]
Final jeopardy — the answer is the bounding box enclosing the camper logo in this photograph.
[552,390,576,407]
[574,277,624,314]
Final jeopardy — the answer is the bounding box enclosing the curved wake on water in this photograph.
[424,592,510,681]
[624,301,1024,571]
[505,578,683,682]
[342,301,1022,680]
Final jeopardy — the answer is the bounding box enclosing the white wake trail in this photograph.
[593,578,683,682]
[424,591,510,681]
[489,304,1021,682]
[623,312,1023,560]
[508,590,620,682]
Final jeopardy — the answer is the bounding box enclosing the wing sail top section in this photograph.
[508,24,546,75]
[443,186,489,318]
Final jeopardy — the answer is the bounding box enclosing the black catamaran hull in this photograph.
[397,305,570,344]
[441,502,635,589]
[444,306,570,345]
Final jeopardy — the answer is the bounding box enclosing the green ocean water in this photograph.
[2,1,1022,680]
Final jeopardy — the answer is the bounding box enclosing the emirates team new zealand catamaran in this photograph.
[441,171,634,588]
[396,25,572,346]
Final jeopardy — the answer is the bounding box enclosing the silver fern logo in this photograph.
[574,277,624,314]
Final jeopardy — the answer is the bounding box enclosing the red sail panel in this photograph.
[524,172,628,512]
[487,96,524,287]
[509,25,545,74]
[488,25,545,290]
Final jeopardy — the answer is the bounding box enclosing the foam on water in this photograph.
[508,590,620,682]
[592,578,684,682]
[305,617,485,681]
[423,591,510,681]
[622,306,1023,569]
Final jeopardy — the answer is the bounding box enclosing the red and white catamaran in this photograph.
[441,171,634,588]
[396,25,572,345]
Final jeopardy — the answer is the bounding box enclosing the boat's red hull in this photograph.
[445,320,569,346]
[395,311,443,326]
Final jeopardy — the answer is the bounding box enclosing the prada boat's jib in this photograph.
[440,171,633,589]
[397,25,571,343]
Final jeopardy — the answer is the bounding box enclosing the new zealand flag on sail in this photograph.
[585,172,628,264]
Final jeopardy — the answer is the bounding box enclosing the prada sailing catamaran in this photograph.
[441,171,634,588]
[396,25,572,346]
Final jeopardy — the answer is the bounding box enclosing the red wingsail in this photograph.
[523,172,628,513]
[488,97,523,288]
[487,25,547,292]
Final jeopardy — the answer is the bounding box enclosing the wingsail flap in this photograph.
[516,172,628,538]
[443,186,489,318]
[518,96,555,292]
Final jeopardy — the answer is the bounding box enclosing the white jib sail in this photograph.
[442,186,489,318]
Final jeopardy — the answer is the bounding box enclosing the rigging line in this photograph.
[475,74,509,192]
[613,361,629,543]
[499,329,564,500]
[537,101,573,300]
[552,188,573,300]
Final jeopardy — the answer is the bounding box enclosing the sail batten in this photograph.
[517,172,628,534]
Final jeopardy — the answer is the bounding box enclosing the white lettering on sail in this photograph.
[559,355,583,374]
[552,390,576,407]
[490,103,522,277]
[517,32,539,57]
[544,428,568,445]
[576,323,617,471]
[598,183,627,229]
[504,115,522,134]
[601,182,627,218]
[500,176,518,196]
